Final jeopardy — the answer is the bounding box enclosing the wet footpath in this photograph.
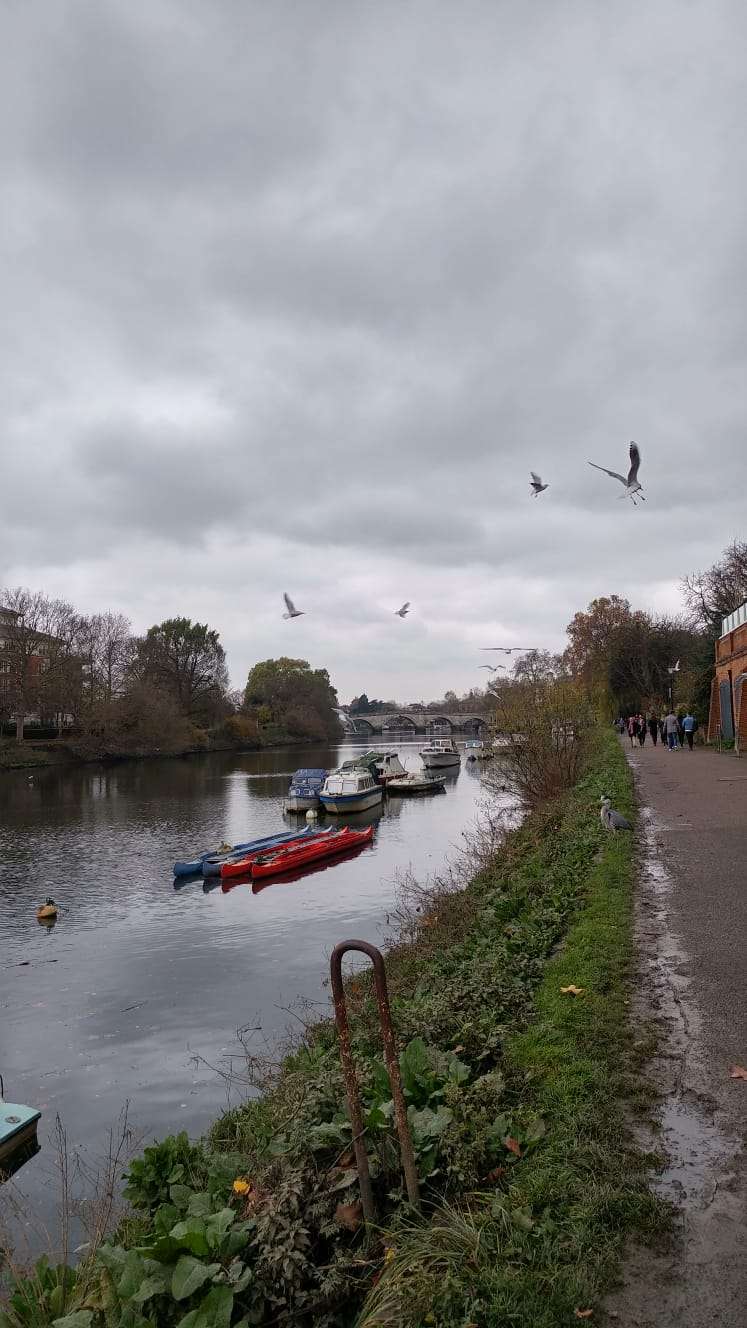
[607,739,747,1326]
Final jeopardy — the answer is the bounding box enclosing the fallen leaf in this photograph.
[575,1312,594,1320]
[384,1245,396,1263]
[485,1166,507,1183]
[453,1044,465,1053]
[335,1200,363,1231]
[560,985,585,996]
[729,1064,747,1080]
[504,1136,522,1157]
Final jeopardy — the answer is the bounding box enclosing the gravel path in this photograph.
[607,740,747,1326]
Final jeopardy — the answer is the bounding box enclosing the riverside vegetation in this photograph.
[0,727,665,1327]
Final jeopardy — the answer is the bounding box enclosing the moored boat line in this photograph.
[251,825,374,880]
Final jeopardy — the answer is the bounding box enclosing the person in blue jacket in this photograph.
[682,712,697,751]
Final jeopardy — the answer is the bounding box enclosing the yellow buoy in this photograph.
[36,899,58,921]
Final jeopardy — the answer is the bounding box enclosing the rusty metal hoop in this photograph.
[330,939,421,1223]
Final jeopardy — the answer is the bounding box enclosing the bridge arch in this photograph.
[460,715,488,735]
[426,715,453,733]
[347,716,375,735]
[381,713,418,732]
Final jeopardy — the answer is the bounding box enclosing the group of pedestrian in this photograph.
[616,710,698,751]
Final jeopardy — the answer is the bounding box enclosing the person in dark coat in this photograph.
[648,711,659,746]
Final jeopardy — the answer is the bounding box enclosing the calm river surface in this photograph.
[1,740,494,1249]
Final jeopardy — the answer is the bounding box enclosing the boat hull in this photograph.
[319,787,383,814]
[1,1103,41,1172]
[420,752,461,768]
[284,794,321,812]
[251,826,374,880]
[387,776,446,795]
[220,828,332,879]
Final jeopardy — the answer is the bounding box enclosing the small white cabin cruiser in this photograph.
[420,737,461,769]
[319,769,384,814]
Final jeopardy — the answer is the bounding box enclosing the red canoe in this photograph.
[220,828,334,879]
[250,826,374,880]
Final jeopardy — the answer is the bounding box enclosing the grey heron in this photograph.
[282,593,305,619]
[530,471,548,497]
[588,442,645,505]
[600,796,632,833]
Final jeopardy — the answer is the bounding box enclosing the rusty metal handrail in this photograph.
[330,940,420,1223]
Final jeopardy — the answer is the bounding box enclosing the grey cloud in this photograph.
[2,0,746,697]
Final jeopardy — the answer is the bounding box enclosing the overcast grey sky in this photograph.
[2,1,745,702]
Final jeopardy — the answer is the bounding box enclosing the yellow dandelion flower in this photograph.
[232,1177,251,1195]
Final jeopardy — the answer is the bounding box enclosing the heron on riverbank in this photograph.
[600,796,632,833]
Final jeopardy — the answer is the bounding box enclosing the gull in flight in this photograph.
[480,647,539,654]
[668,659,681,674]
[394,602,410,618]
[479,664,506,672]
[530,471,548,497]
[282,593,305,619]
[588,442,645,505]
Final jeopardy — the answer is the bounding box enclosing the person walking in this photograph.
[628,715,639,747]
[664,710,679,751]
[682,711,697,751]
[638,714,647,746]
[648,711,659,746]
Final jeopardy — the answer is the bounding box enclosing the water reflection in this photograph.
[0,739,503,1244]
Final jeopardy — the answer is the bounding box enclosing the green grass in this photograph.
[355,733,667,1327]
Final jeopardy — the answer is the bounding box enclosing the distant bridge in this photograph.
[340,710,489,737]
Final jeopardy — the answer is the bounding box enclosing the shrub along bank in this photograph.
[0,730,663,1328]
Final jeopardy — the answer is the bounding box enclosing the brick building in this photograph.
[0,606,53,730]
[708,600,747,752]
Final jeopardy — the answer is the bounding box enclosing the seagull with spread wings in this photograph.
[394,602,410,617]
[479,664,506,672]
[668,659,681,674]
[588,442,645,505]
[530,471,548,497]
[282,593,305,619]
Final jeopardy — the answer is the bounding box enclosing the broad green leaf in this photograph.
[204,1208,234,1245]
[130,1268,170,1304]
[52,1315,93,1328]
[187,1191,214,1217]
[172,1255,221,1301]
[170,1183,194,1210]
[175,1283,234,1328]
[170,1216,211,1257]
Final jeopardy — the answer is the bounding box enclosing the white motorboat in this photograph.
[387,773,446,795]
[420,737,461,769]
[375,751,408,783]
[319,768,384,814]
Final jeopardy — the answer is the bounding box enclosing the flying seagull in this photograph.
[588,442,645,505]
[394,602,410,617]
[600,796,633,834]
[282,593,304,619]
[479,664,506,672]
[668,659,681,674]
[530,471,548,497]
[480,647,539,654]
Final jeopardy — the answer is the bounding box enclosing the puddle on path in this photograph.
[635,804,739,1206]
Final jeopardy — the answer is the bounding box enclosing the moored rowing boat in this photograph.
[250,825,374,880]
[220,827,333,878]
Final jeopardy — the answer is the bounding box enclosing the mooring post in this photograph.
[330,939,421,1220]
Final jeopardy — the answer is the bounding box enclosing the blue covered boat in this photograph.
[1,1077,41,1180]
[283,768,327,813]
[173,829,313,879]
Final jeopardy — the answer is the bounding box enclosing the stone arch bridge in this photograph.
[341,711,489,737]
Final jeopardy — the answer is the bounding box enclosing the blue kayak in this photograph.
[174,828,314,878]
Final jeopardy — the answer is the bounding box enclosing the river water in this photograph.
[0,740,494,1251]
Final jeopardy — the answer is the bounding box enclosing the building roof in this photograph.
[721,601,747,637]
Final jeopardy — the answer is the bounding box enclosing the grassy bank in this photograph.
[1,730,663,1327]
